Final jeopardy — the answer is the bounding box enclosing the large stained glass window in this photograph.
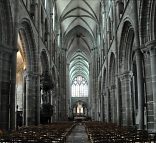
[71,76,88,97]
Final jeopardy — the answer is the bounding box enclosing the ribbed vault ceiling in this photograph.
[56,0,101,82]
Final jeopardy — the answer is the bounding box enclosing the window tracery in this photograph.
[71,76,88,97]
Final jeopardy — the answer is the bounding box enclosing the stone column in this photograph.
[132,0,145,129]
[88,63,92,118]
[100,93,104,121]
[66,63,69,117]
[0,51,2,116]
[35,74,40,125]
[0,52,3,129]
[10,48,18,130]
[110,85,116,123]
[121,72,133,126]
[23,75,26,125]
[136,50,144,129]
[34,0,38,28]
[0,51,10,130]
[53,95,57,122]
[116,78,121,125]
[25,72,37,125]
[98,97,101,121]
[106,88,111,122]
[103,92,106,121]
[25,73,31,125]
[10,0,19,130]
[96,96,99,121]
[55,85,58,121]
[149,43,156,132]
[107,19,110,48]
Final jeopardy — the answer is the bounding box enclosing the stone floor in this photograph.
[66,123,91,143]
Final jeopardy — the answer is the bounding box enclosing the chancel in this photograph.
[0,0,156,142]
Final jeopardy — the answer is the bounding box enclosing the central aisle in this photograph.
[66,123,90,143]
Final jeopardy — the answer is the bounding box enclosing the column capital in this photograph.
[134,48,142,54]
[141,40,156,54]
[133,48,143,60]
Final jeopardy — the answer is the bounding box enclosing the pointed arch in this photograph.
[18,18,37,73]
[119,21,135,72]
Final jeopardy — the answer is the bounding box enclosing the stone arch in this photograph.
[71,100,88,117]
[139,0,156,43]
[16,18,39,126]
[119,20,143,126]
[119,21,135,72]
[18,18,37,73]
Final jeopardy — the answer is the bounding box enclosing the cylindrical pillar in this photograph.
[122,72,133,126]
[10,49,18,130]
[106,88,111,122]
[25,73,37,125]
[25,73,31,126]
[0,52,10,130]
[116,78,121,125]
[110,86,116,123]
[34,0,38,28]
[10,0,19,130]
[0,52,2,117]
[136,50,144,129]
[100,94,104,121]
[35,75,40,125]
[132,0,144,129]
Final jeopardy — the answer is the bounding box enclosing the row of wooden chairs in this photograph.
[0,122,74,143]
[85,122,156,143]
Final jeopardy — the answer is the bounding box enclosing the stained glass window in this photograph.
[71,76,88,97]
